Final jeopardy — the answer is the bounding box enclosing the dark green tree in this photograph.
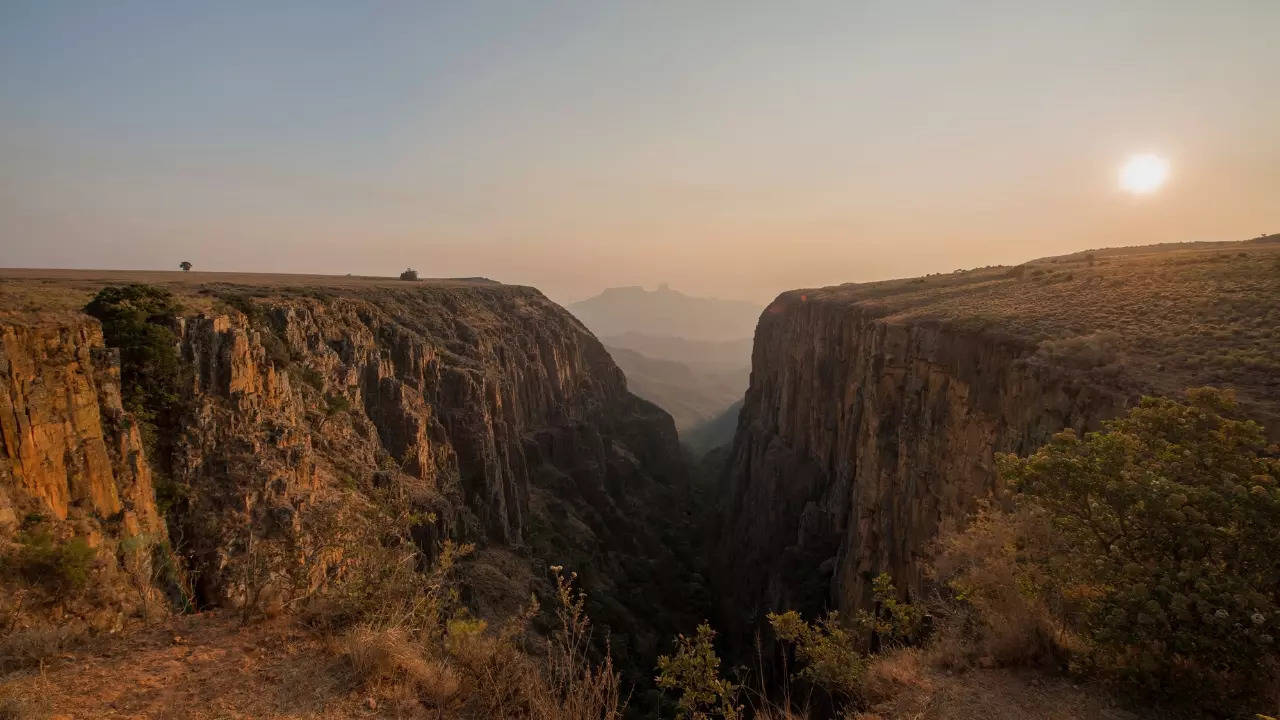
[84,284,184,424]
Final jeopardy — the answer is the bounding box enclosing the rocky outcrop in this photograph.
[715,293,1133,627]
[0,314,162,541]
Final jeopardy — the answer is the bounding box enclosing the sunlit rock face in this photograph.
[0,314,162,540]
[0,283,691,653]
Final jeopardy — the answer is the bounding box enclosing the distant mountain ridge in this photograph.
[600,333,753,371]
[569,284,760,342]
[568,285,759,440]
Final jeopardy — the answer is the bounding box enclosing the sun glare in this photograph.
[1118,153,1170,195]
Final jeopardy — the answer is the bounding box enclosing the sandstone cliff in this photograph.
[716,242,1280,626]
[171,285,690,618]
[0,313,163,544]
[0,276,698,672]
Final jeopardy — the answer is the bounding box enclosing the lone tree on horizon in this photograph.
[179,261,192,272]
[399,268,418,281]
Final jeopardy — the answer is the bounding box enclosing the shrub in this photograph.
[84,284,184,424]
[942,388,1280,709]
[323,393,351,417]
[769,610,866,704]
[853,573,925,648]
[932,502,1074,668]
[656,623,741,720]
[10,529,95,597]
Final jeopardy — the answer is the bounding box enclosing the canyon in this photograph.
[0,273,704,696]
[568,286,757,437]
[2,237,1278,717]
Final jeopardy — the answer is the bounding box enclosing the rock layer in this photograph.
[716,295,1133,625]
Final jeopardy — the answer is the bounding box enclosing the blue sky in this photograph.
[2,1,1277,302]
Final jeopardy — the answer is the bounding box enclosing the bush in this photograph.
[853,572,925,648]
[932,503,1073,668]
[768,610,865,704]
[655,623,740,720]
[10,529,96,597]
[941,388,1280,710]
[323,393,351,417]
[400,268,419,281]
[84,284,184,424]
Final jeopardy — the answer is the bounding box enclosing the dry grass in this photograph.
[850,664,1143,720]
[0,625,89,674]
[928,504,1080,670]
[322,567,624,720]
[0,268,503,314]
[336,625,461,711]
[859,648,933,705]
[779,237,1280,432]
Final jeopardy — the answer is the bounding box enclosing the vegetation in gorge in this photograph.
[935,388,1280,713]
[657,388,1279,719]
[6,523,94,599]
[83,284,185,425]
[655,574,925,719]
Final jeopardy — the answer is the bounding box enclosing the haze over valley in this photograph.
[568,285,758,439]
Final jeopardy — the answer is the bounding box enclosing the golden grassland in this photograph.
[792,236,1280,431]
[0,268,505,315]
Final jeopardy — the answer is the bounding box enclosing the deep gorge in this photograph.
[3,241,1279,717]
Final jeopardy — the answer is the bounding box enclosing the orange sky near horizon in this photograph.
[2,1,1277,304]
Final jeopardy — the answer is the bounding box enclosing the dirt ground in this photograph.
[0,612,376,720]
[858,667,1144,720]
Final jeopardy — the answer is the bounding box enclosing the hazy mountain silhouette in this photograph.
[568,284,760,342]
[569,285,758,438]
[600,333,753,371]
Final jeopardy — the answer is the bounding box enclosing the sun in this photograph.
[1118,153,1170,194]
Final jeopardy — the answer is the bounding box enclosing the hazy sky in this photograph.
[2,1,1277,304]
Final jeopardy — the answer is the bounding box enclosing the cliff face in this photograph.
[715,242,1280,625]
[0,314,162,542]
[171,285,687,613]
[715,296,1128,624]
[0,279,693,657]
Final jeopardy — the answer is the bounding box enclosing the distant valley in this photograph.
[568,286,759,445]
